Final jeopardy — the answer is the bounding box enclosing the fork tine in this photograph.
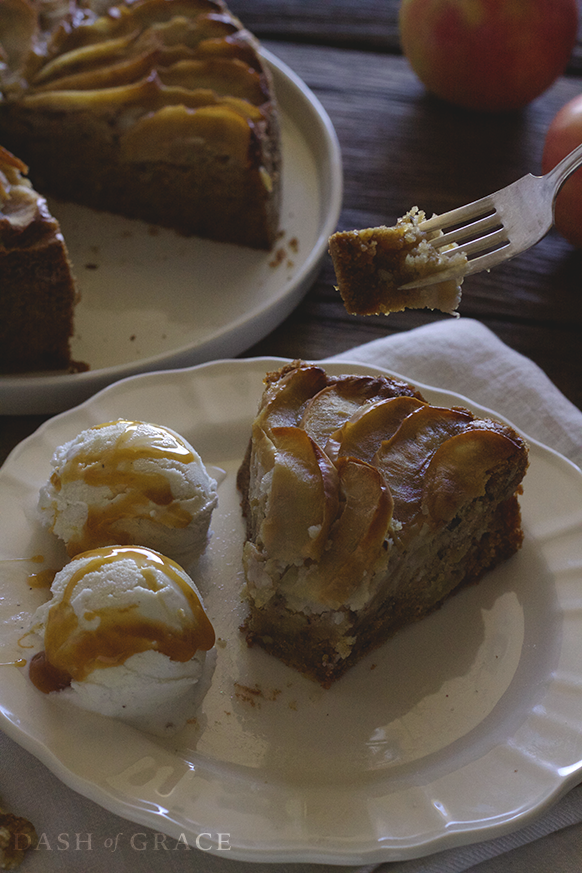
[462,246,513,274]
[398,244,515,291]
[432,212,503,248]
[418,194,497,234]
[456,225,509,258]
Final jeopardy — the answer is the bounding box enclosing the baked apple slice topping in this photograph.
[373,405,475,531]
[422,427,524,526]
[0,0,38,84]
[300,375,422,450]
[120,102,253,162]
[314,457,393,607]
[32,33,142,86]
[12,0,273,144]
[252,425,339,564]
[158,58,267,103]
[256,365,328,430]
[325,395,426,463]
[0,146,45,230]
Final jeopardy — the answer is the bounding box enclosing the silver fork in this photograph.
[399,142,582,290]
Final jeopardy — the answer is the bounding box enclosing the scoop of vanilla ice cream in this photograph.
[38,420,218,564]
[29,545,216,736]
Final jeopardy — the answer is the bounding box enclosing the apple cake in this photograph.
[0,0,281,249]
[329,208,468,316]
[0,144,80,373]
[237,361,528,688]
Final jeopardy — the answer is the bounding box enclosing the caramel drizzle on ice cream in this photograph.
[29,545,215,694]
[53,420,197,555]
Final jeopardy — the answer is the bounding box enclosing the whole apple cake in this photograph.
[237,361,529,688]
[0,0,281,249]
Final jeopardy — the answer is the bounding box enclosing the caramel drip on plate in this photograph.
[27,568,57,589]
[53,420,196,553]
[29,546,215,695]
[1,556,56,589]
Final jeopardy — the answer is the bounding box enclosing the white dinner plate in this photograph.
[1,357,582,865]
[0,51,342,416]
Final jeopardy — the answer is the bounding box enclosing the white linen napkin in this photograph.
[328,317,582,472]
[3,317,581,873]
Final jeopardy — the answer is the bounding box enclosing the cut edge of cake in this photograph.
[0,144,86,374]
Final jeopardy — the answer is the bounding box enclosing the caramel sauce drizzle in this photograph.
[1,555,56,589]
[53,420,196,554]
[27,568,57,589]
[29,546,215,695]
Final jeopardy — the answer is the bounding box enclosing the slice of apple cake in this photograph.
[237,361,528,688]
[0,144,80,373]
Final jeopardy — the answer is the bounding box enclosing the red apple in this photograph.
[399,0,579,112]
[542,94,582,247]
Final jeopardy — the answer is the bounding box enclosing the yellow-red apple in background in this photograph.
[399,0,579,112]
[542,94,582,247]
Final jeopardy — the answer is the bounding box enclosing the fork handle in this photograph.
[543,142,582,192]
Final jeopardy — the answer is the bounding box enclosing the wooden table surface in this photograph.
[2,0,581,463]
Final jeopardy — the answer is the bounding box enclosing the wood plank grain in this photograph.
[230,0,582,71]
[229,0,403,49]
